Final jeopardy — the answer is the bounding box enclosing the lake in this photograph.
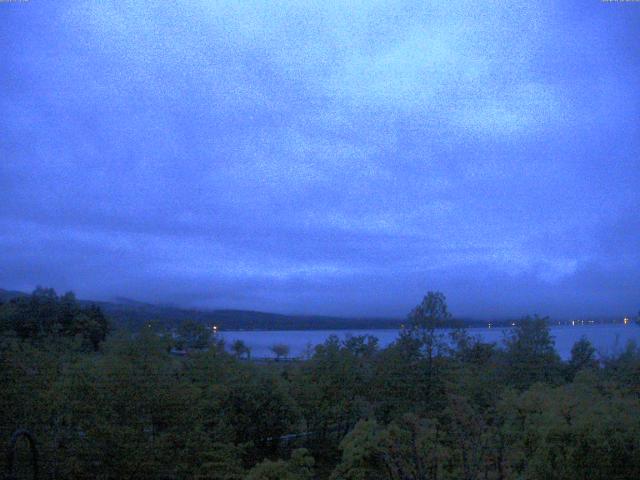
[219,324,640,360]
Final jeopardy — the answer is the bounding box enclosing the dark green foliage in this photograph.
[497,378,640,480]
[177,319,211,349]
[289,335,375,455]
[501,314,562,389]
[246,448,314,480]
[331,415,443,480]
[0,287,109,350]
[405,291,451,359]
[378,292,455,416]
[601,339,640,395]
[2,289,640,479]
[231,339,251,359]
[565,336,598,380]
[450,328,496,366]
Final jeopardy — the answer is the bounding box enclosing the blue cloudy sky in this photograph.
[1,1,639,319]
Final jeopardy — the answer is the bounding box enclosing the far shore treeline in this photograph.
[1,287,640,479]
[0,288,629,332]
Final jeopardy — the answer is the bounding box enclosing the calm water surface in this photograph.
[219,325,639,360]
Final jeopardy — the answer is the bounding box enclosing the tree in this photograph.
[271,343,290,361]
[331,416,442,480]
[442,393,493,480]
[566,337,598,380]
[343,334,379,358]
[373,334,426,419]
[497,380,640,480]
[177,320,210,349]
[203,363,298,460]
[76,305,110,351]
[195,442,246,480]
[231,339,250,359]
[0,288,109,350]
[330,419,387,480]
[51,331,205,479]
[399,292,452,409]
[502,315,561,389]
[406,291,451,361]
[6,285,640,480]
[450,328,496,366]
[246,449,314,480]
[601,339,640,395]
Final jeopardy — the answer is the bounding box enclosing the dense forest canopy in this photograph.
[0,287,109,351]
[2,289,640,479]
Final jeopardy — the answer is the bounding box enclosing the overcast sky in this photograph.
[1,1,639,319]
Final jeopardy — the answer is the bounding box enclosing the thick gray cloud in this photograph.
[1,1,639,318]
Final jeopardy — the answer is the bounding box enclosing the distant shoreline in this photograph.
[2,288,634,332]
[215,322,636,333]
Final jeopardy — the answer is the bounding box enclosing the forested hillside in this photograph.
[2,290,639,479]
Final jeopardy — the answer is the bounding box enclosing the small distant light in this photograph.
[572,320,575,326]
[511,322,515,326]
